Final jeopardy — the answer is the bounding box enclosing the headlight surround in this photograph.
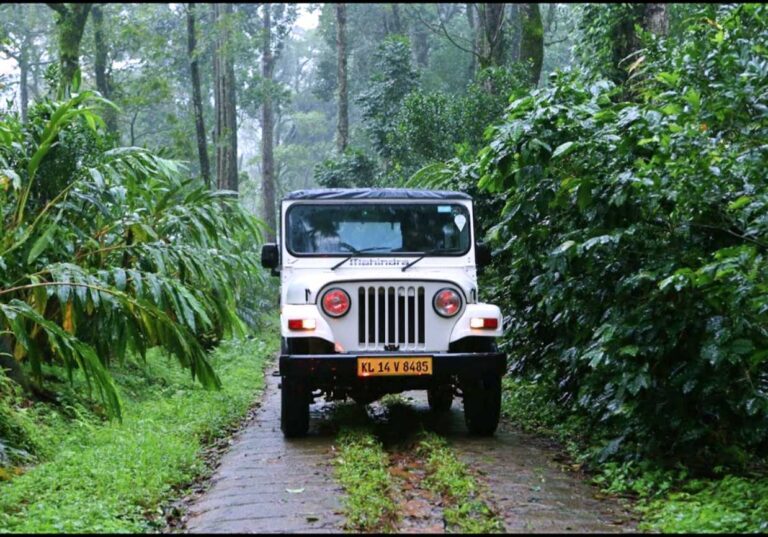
[433,288,462,317]
[321,288,351,317]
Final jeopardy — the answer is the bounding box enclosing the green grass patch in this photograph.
[334,427,398,532]
[0,334,276,533]
[416,432,504,534]
[501,375,768,533]
[638,475,768,533]
[501,376,588,448]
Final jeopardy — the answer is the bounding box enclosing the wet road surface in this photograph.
[183,369,636,533]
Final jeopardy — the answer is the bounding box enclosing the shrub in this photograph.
[472,4,768,465]
[0,93,266,418]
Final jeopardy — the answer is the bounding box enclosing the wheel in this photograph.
[281,376,310,438]
[462,374,501,436]
[427,384,453,413]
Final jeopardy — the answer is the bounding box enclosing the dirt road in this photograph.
[181,370,635,533]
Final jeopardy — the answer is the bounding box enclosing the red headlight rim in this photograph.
[321,288,351,317]
[433,288,462,317]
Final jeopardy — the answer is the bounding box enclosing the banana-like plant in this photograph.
[0,93,266,419]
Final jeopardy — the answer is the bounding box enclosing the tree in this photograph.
[47,3,92,96]
[187,3,211,188]
[577,3,670,84]
[91,4,117,133]
[257,3,297,241]
[0,5,33,121]
[213,3,238,192]
[518,3,543,87]
[357,36,419,165]
[335,3,348,154]
[476,3,506,69]
[261,3,276,241]
[643,4,669,36]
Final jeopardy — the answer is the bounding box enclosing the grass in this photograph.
[333,426,399,533]
[500,375,768,533]
[416,432,504,534]
[0,333,277,533]
[638,475,768,533]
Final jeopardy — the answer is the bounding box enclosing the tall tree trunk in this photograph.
[47,3,92,97]
[30,57,40,101]
[19,37,29,122]
[213,3,238,193]
[544,3,557,33]
[477,3,505,70]
[519,3,543,87]
[92,4,117,133]
[335,3,349,154]
[261,4,276,241]
[643,3,669,36]
[507,3,521,63]
[187,3,211,188]
[466,3,477,79]
[609,4,665,85]
[411,23,429,68]
[390,4,404,34]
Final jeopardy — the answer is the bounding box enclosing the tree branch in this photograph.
[46,3,68,16]
[545,37,568,46]
[410,5,479,58]
[0,45,20,61]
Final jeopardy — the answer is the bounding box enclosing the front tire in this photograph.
[428,384,453,413]
[281,376,310,438]
[462,374,501,436]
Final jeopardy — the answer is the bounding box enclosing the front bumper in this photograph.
[279,352,506,382]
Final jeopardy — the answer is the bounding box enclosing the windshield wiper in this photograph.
[400,248,442,272]
[400,248,457,272]
[330,246,391,271]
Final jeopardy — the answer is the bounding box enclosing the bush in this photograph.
[474,4,768,465]
[0,93,267,418]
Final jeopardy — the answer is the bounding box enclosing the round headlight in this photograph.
[322,288,351,317]
[433,288,462,317]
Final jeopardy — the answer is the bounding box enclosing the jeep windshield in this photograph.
[285,203,471,256]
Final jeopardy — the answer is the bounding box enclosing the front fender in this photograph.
[280,304,335,344]
[449,303,503,342]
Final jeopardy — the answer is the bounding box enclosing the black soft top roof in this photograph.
[284,188,472,201]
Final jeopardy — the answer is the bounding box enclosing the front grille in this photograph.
[357,285,425,350]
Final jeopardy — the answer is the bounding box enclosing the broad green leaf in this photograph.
[551,141,576,159]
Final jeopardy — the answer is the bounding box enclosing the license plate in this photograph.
[357,356,433,377]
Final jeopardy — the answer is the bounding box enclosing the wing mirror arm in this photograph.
[475,242,492,269]
[261,243,280,276]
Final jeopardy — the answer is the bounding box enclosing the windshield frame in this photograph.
[283,200,474,258]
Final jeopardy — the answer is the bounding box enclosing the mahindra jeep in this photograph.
[260,188,506,437]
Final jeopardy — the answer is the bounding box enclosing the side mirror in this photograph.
[475,242,492,268]
[261,243,279,270]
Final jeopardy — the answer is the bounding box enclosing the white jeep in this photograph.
[261,188,506,437]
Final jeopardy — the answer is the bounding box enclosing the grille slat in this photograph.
[358,285,425,350]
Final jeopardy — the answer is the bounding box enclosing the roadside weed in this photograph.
[334,427,399,532]
[417,432,504,533]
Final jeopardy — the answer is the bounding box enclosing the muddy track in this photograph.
[180,370,636,533]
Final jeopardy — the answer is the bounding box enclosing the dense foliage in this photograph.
[0,93,265,418]
[470,4,768,465]
[0,335,275,532]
